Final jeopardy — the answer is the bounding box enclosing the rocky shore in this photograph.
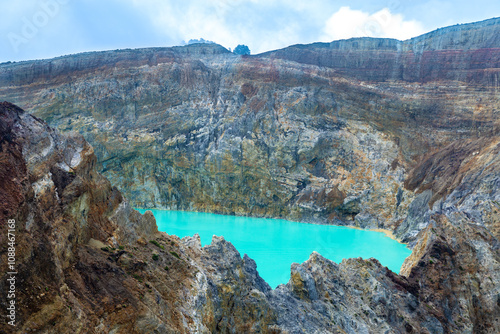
[1,101,499,333]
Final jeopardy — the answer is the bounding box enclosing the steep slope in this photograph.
[0,19,499,239]
[397,136,500,242]
[0,102,279,333]
[0,102,158,332]
[1,102,499,333]
[263,17,500,84]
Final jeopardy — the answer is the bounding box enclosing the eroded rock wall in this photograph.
[1,35,499,232]
[0,95,500,333]
[0,99,499,333]
[0,18,500,332]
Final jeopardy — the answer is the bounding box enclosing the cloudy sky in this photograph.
[1,0,499,62]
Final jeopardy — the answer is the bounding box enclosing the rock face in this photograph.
[264,17,500,84]
[1,17,500,333]
[0,102,156,333]
[396,136,500,243]
[1,102,499,333]
[1,18,499,236]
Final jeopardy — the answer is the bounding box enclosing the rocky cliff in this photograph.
[264,17,500,84]
[0,18,500,332]
[1,19,499,240]
[2,22,500,222]
[1,102,499,333]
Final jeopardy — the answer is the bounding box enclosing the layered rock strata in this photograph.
[1,102,499,333]
[1,15,500,334]
[1,20,499,238]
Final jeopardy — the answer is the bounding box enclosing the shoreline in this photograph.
[135,207,406,245]
[347,226,402,243]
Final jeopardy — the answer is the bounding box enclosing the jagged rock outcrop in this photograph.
[1,102,499,333]
[395,136,500,243]
[0,102,157,332]
[268,214,500,334]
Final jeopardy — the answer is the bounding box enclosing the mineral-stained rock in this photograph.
[1,20,499,235]
[1,97,499,332]
[264,214,500,334]
[263,17,500,84]
[396,136,500,244]
[1,17,500,334]
[0,102,156,333]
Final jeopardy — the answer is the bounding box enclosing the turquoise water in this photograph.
[137,209,412,288]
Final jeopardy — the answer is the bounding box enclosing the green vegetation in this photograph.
[170,251,181,259]
[150,240,164,249]
[187,38,215,45]
[233,44,250,55]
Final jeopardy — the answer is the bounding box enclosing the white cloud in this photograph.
[0,1,438,61]
[128,0,330,54]
[129,0,236,49]
[128,1,426,54]
[322,6,426,41]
